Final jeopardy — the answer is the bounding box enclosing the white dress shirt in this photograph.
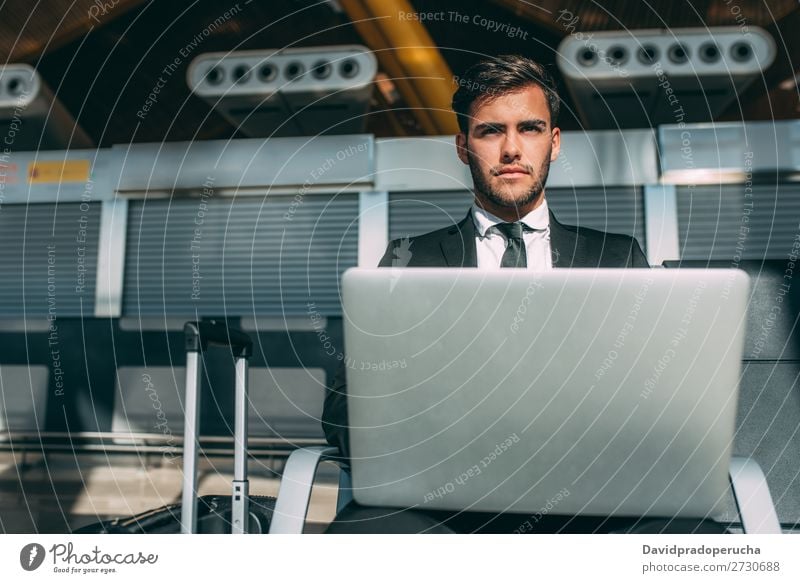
[471,199,553,270]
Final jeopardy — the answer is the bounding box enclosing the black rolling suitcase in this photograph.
[75,320,275,534]
[73,494,276,534]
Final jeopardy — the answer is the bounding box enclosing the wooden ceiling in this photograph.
[3,0,798,145]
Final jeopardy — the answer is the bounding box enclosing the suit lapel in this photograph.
[440,212,478,267]
[549,209,587,268]
[434,207,586,268]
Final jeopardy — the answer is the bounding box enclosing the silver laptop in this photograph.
[341,267,750,518]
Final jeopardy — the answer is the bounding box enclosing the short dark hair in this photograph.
[451,55,560,134]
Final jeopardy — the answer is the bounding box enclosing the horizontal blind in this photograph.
[388,191,473,240]
[0,202,99,317]
[677,184,800,260]
[547,186,645,245]
[124,193,358,316]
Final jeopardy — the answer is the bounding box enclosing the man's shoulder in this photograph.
[391,223,461,247]
[570,222,638,245]
[559,220,647,267]
[551,213,632,242]
[380,217,471,267]
[389,216,470,249]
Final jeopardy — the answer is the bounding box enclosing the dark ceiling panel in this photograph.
[492,0,799,30]
[0,0,147,62]
[34,0,366,145]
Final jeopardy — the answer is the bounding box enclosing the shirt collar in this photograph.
[471,198,550,238]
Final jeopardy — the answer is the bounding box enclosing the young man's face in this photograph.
[456,84,561,220]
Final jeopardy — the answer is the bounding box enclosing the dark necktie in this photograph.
[493,222,527,268]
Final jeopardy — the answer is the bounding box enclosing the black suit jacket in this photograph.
[321,209,649,458]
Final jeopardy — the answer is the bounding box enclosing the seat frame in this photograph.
[268,448,781,534]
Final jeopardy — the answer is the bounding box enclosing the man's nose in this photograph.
[501,133,522,162]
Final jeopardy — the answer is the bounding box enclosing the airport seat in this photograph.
[269,446,352,534]
[268,446,779,534]
[270,260,795,534]
[664,260,800,527]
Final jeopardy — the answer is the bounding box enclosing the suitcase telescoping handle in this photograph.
[181,320,253,534]
[184,320,253,357]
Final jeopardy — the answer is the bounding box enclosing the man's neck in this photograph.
[473,192,545,223]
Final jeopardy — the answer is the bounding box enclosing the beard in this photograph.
[467,147,552,212]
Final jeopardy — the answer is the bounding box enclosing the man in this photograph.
[320,55,696,534]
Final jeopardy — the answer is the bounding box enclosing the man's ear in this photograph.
[550,126,561,162]
[455,133,469,165]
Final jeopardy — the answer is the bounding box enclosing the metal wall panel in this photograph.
[123,193,358,316]
[0,148,113,203]
[112,135,373,192]
[660,121,800,184]
[0,202,100,317]
[677,184,800,260]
